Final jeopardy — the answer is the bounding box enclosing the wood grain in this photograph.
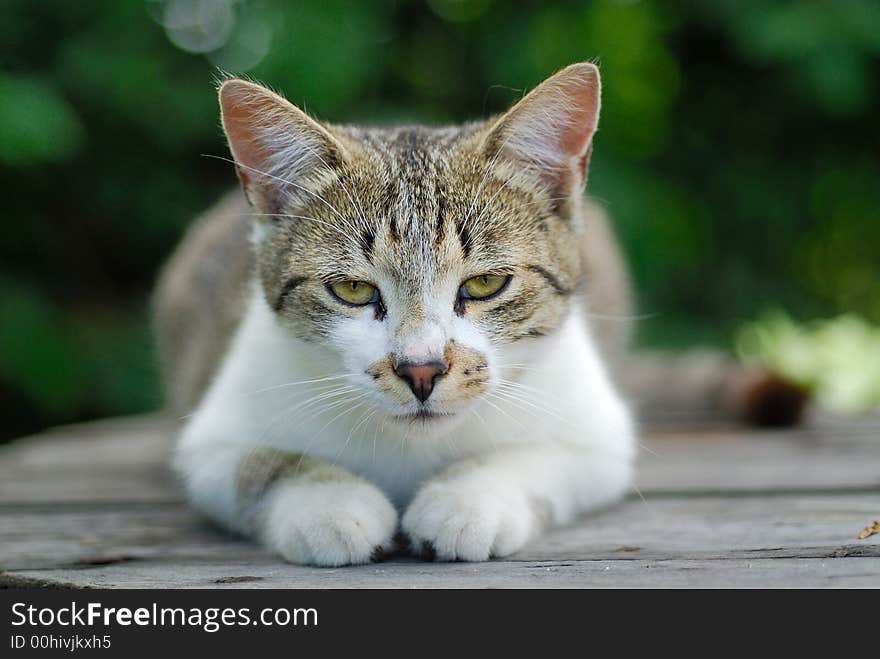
[1,413,878,588]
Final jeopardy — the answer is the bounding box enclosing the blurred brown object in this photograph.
[618,350,810,429]
[722,368,810,427]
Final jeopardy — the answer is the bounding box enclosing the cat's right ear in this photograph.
[218,78,347,212]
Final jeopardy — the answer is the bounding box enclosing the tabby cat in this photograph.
[154,63,637,566]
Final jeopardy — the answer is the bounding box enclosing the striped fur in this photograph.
[158,63,637,566]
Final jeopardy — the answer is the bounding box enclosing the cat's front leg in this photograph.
[175,443,398,567]
[401,445,632,562]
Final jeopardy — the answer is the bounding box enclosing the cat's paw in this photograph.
[261,479,397,567]
[401,477,535,562]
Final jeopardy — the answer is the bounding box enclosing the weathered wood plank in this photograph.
[0,416,178,504]
[2,495,877,576]
[639,415,880,493]
[6,557,878,589]
[1,414,878,505]
[2,414,878,588]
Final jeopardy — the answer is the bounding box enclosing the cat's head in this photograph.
[219,63,600,424]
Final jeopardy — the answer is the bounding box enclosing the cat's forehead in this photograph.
[331,125,488,268]
[341,123,484,161]
[276,121,558,287]
[349,125,539,239]
[342,124,485,229]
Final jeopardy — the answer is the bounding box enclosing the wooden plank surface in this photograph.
[639,417,880,493]
[7,558,876,589]
[2,495,878,570]
[0,417,177,504]
[1,413,877,504]
[1,414,878,588]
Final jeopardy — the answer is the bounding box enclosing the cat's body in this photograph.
[156,64,638,565]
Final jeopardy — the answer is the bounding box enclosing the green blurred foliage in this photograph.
[736,312,880,415]
[0,0,878,438]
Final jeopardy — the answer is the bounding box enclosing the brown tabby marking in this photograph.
[365,340,490,408]
[237,448,360,503]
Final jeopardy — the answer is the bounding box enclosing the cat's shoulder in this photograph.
[153,189,253,414]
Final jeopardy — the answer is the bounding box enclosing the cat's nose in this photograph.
[394,360,448,403]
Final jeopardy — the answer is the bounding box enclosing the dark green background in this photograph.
[1,0,878,439]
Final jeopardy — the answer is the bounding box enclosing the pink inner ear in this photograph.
[557,80,600,160]
[219,82,278,175]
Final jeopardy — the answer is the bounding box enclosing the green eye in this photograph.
[329,280,379,306]
[460,274,510,300]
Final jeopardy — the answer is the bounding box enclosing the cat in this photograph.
[154,62,638,566]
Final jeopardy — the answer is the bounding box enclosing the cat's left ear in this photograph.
[481,62,601,194]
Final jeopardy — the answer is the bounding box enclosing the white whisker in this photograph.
[583,312,658,322]
[250,373,358,395]
[299,142,370,230]
[490,387,572,427]
[256,385,359,446]
[480,394,527,431]
[495,378,564,408]
[291,394,371,474]
[470,406,495,450]
[470,171,518,228]
[244,212,361,246]
[463,131,515,231]
[332,407,377,468]
[631,481,647,504]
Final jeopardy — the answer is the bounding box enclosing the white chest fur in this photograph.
[178,286,633,506]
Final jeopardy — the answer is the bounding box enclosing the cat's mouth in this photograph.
[393,408,452,422]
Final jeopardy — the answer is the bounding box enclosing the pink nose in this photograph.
[394,361,448,403]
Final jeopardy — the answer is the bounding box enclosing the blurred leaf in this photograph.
[736,311,880,415]
[0,73,83,166]
[70,309,160,415]
[0,279,82,413]
[428,0,493,24]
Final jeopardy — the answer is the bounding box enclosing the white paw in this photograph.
[402,477,535,562]
[261,479,397,567]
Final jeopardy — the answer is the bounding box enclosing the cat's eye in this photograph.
[329,280,379,306]
[459,274,510,301]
